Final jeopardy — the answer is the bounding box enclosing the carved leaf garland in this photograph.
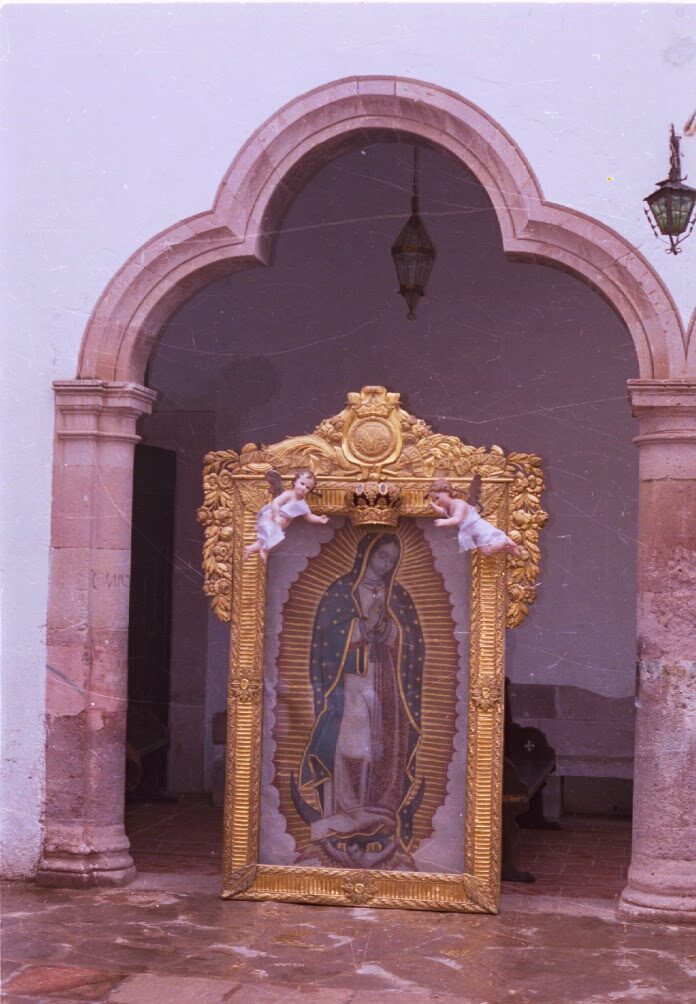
[197,388,547,628]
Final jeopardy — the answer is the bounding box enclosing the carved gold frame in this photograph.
[199,387,547,913]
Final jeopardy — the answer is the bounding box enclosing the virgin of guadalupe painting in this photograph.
[291,532,425,870]
[265,518,465,875]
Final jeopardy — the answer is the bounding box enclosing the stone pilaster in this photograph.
[37,380,157,887]
[619,380,696,922]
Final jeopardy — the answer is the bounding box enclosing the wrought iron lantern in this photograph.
[644,125,696,254]
[391,147,436,319]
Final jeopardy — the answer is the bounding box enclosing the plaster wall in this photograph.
[1,3,694,875]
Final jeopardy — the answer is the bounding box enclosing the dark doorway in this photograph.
[126,444,177,799]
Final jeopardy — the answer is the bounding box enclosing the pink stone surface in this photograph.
[619,382,696,922]
[3,964,125,999]
[109,974,242,1003]
[687,311,696,372]
[40,381,156,888]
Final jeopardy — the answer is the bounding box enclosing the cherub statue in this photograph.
[428,477,523,557]
[243,468,329,564]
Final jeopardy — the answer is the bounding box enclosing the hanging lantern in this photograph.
[391,147,436,319]
[644,125,696,254]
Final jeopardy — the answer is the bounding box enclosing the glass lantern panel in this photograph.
[413,252,434,290]
[407,253,420,289]
[672,192,696,232]
[395,250,434,292]
[650,197,669,233]
[394,252,415,290]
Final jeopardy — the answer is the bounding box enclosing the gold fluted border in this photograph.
[197,387,546,628]
[222,485,267,876]
[224,864,496,913]
[464,542,507,896]
[217,475,507,914]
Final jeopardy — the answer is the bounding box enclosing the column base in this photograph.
[36,824,136,888]
[37,857,136,889]
[619,888,696,925]
[619,857,696,924]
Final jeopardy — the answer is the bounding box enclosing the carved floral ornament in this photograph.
[341,874,378,905]
[470,679,504,712]
[198,386,547,628]
[229,675,263,705]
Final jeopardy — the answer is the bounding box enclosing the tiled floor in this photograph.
[6,805,694,1003]
[124,798,631,899]
[511,816,631,900]
[125,798,223,875]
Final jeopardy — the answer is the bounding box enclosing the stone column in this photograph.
[619,380,696,923]
[38,380,157,887]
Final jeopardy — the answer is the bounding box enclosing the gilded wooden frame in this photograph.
[198,387,547,913]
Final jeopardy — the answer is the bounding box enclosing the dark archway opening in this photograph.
[124,140,636,890]
[126,445,176,802]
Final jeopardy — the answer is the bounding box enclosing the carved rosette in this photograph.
[470,679,503,712]
[197,386,547,628]
[341,874,377,905]
[229,675,263,705]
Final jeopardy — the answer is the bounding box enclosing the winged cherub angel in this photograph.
[243,468,329,564]
[428,476,523,557]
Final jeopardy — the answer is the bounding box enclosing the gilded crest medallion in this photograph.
[342,386,403,472]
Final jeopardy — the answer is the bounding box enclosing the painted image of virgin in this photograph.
[291,532,426,870]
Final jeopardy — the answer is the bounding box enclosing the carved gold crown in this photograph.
[346,481,402,527]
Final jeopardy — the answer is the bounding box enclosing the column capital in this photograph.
[628,379,696,415]
[53,380,158,469]
[627,380,696,480]
[54,379,157,445]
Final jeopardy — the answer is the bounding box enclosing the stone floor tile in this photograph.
[108,974,241,1003]
[347,993,437,1003]
[2,964,124,1000]
[228,984,354,1003]
[1,958,26,982]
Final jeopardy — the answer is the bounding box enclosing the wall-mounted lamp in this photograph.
[644,125,696,254]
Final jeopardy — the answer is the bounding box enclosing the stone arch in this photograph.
[78,76,688,384]
[686,310,696,372]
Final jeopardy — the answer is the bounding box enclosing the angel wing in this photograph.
[685,109,696,138]
[466,474,483,512]
[264,468,285,498]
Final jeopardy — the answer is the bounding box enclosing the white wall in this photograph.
[1,3,694,876]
